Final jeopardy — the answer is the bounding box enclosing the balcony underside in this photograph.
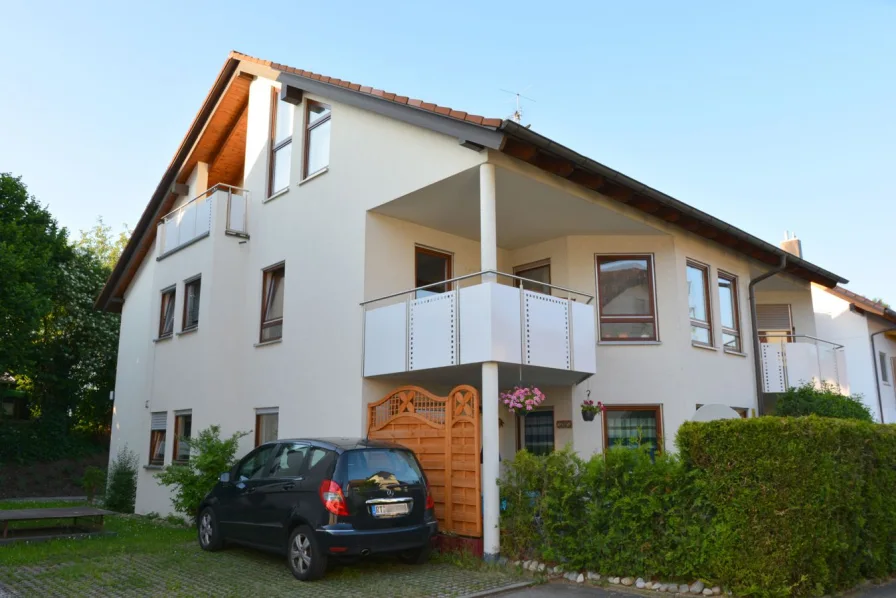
[366,362,592,388]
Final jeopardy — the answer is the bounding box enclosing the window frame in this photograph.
[148,412,167,466]
[182,276,201,331]
[595,254,659,342]
[268,88,293,198]
[513,258,552,295]
[303,100,331,179]
[414,245,453,297]
[260,263,286,343]
[255,408,280,447]
[158,286,176,339]
[602,404,664,453]
[717,270,741,353]
[880,351,890,385]
[515,407,555,455]
[686,260,713,347]
[172,412,192,464]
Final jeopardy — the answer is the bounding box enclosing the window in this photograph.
[159,287,176,338]
[255,408,279,446]
[268,89,293,197]
[260,264,285,342]
[173,412,192,463]
[303,101,331,178]
[149,412,167,466]
[880,352,890,384]
[514,259,551,295]
[717,272,741,352]
[603,406,663,455]
[182,277,201,330]
[520,409,555,456]
[596,255,657,341]
[415,246,452,298]
[757,304,793,343]
[268,442,309,478]
[236,444,278,481]
[686,261,712,346]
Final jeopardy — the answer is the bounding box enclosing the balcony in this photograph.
[362,271,597,385]
[759,335,848,394]
[157,184,248,258]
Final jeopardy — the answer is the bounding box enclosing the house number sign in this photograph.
[556,420,573,429]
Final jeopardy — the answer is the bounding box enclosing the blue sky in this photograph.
[2,0,893,301]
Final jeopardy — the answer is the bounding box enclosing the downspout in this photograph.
[749,254,788,415]
[870,328,896,423]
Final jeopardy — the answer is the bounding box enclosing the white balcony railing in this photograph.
[361,271,597,379]
[157,184,248,257]
[760,335,848,394]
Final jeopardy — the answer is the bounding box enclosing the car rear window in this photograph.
[339,449,424,489]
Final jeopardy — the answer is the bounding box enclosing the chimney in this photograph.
[780,231,802,258]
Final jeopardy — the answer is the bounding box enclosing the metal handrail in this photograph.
[759,334,844,350]
[360,270,594,306]
[159,183,250,222]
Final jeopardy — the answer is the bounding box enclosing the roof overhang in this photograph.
[829,286,896,325]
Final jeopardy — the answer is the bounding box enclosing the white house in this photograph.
[98,52,850,556]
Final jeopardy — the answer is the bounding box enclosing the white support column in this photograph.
[479,162,501,558]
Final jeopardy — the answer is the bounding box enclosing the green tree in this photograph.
[775,382,874,421]
[75,217,130,271]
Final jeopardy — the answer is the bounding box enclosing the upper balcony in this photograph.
[362,271,597,386]
[759,334,848,394]
[157,184,249,259]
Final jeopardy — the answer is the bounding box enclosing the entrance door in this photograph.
[415,246,452,298]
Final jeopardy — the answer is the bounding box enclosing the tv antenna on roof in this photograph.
[501,87,536,125]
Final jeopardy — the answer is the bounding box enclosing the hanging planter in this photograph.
[500,386,546,415]
[581,398,603,422]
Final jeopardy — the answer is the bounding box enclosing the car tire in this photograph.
[197,507,224,551]
[287,525,327,581]
[398,543,432,565]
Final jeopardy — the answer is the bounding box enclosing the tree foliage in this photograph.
[775,382,874,422]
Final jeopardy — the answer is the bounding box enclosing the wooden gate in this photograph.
[367,385,481,538]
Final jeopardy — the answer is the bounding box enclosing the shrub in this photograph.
[155,425,248,518]
[775,382,873,421]
[105,445,138,513]
[81,465,106,502]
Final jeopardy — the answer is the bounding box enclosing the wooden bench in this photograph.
[0,506,114,539]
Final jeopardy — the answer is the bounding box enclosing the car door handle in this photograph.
[281,483,295,491]
[246,486,257,494]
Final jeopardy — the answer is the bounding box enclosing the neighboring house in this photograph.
[97,52,849,556]
[812,282,896,422]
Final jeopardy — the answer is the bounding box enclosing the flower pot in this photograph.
[581,410,596,422]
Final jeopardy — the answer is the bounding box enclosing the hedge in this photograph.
[500,416,896,597]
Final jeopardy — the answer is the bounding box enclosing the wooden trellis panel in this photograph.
[367,385,481,538]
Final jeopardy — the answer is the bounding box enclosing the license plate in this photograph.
[372,503,409,517]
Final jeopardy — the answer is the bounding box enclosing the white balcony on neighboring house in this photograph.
[362,271,597,386]
[157,184,249,259]
[760,335,848,394]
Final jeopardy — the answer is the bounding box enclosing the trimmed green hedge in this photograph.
[774,382,874,421]
[500,416,896,597]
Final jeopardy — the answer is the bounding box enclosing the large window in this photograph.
[304,101,331,178]
[173,412,192,463]
[521,409,555,456]
[514,259,551,295]
[686,261,712,346]
[415,246,452,298]
[717,272,741,352]
[596,255,657,341]
[260,263,285,343]
[149,411,167,466]
[603,406,662,454]
[268,90,293,197]
[756,304,793,343]
[255,408,279,446]
[159,287,176,338]
[182,276,201,331]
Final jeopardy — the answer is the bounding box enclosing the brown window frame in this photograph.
[686,260,713,347]
[268,88,293,198]
[303,100,331,179]
[255,410,280,447]
[602,404,664,453]
[513,258,552,295]
[149,413,167,466]
[595,254,658,342]
[717,271,741,353]
[260,263,286,343]
[159,286,176,338]
[173,412,192,463]
[414,245,453,297]
[182,276,201,331]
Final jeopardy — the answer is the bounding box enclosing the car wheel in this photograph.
[398,543,431,565]
[287,525,327,581]
[197,507,224,551]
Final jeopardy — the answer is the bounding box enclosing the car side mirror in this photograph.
[219,472,231,483]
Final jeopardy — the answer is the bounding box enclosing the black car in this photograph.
[196,438,438,580]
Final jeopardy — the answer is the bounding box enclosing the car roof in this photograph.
[265,437,411,452]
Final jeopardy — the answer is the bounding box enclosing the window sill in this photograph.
[299,167,329,186]
[724,349,748,358]
[691,342,718,352]
[264,187,290,204]
[599,340,662,346]
[254,338,283,348]
[153,335,173,343]
[176,327,198,336]
[143,464,163,471]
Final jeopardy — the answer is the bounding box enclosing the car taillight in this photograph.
[319,480,350,516]
[425,488,435,510]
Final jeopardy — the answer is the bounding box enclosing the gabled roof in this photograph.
[826,286,896,325]
[96,51,847,311]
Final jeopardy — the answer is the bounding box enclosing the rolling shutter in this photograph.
[757,304,792,331]
[150,412,167,431]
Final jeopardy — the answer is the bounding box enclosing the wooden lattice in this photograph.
[367,385,481,538]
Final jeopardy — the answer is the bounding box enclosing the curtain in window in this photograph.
[524,411,555,456]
